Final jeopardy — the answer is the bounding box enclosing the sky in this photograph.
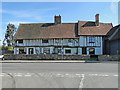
[0,2,118,45]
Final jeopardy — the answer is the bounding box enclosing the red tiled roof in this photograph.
[78,21,113,35]
[14,21,113,40]
[14,23,78,40]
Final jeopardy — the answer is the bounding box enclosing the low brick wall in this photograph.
[4,54,90,60]
[98,55,120,61]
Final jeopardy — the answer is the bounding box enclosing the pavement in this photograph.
[0,59,118,63]
[0,60,86,63]
[1,62,118,88]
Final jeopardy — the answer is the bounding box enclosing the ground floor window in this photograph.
[58,48,62,54]
[19,48,25,54]
[44,48,50,54]
[65,49,71,54]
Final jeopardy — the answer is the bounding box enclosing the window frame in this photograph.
[18,39,23,43]
[42,39,49,43]
[89,37,95,43]
[65,49,71,54]
[68,39,73,43]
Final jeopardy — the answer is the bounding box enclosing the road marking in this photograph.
[15,75,22,77]
[57,73,61,75]
[98,74,109,77]
[89,74,98,76]
[24,75,31,77]
[114,75,118,77]
[79,74,85,88]
[65,73,69,75]
[0,75,4,76]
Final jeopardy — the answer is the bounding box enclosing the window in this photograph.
[89,37,95,43]
[55,39,59,43]
[18,40,23,43]
[65,49,71,54]
[44,48,50,54]
[19,49,25,54]
[58,48,62,53]
[42,39,48,43]
[68,39,73,43]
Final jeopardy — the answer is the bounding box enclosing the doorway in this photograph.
[29,48,33,54]
[82,47,87,54]
[89,48,95,55]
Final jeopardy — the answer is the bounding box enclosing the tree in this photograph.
[3,24,17,46]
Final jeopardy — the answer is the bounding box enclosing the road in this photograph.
[1,62,118,88]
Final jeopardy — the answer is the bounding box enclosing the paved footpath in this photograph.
[0,60,85,63]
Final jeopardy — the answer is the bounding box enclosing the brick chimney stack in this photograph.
[95,14,99,26]
[54,14,61,24]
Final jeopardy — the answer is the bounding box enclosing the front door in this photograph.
[29,48,33,54]
[82,47,87,54]
[89,48,95,55]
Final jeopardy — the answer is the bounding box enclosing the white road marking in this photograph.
[57,73,61,75]
[98,74,109,77]
[79,74,85,88]
[114,75,118,77]
[15,75,22,77]
[89,74,98,76]
[0,75,4,76]
[24,75,31,77]
[65,73,69,75]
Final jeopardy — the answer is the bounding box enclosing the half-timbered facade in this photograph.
[14,14,112,55]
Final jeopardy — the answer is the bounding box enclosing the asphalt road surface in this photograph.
[1,62,118,88]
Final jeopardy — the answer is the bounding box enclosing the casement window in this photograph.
[19,48,25,54]
[55,39,59,43]
[68,39,73,43]
[65,49,71,54]
[18,40,23,43]
[42,39,49,43]
[89,37,95,43]
[44,48,50,54]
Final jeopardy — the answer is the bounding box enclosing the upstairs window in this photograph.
[55,39,59,43]
[42,39,49,43]
[18,40,23,43]
[68,39,73,43]
[89,37,95,43]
